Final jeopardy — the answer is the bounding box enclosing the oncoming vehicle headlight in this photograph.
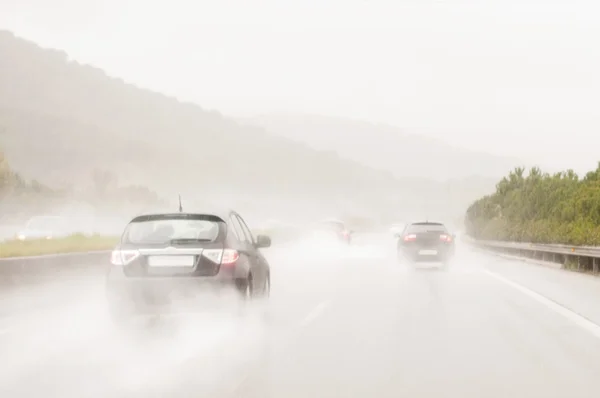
[110,249,141,265]
[17,234,25,241]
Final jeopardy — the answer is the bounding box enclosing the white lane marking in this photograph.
[483,270,600,340]
[300,300,332,327]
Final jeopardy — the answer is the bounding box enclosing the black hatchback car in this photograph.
[106,210,271,322]
[396,221,455,268]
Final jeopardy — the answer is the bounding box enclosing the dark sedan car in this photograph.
[396,221,455,268]
[105,210,271,322]
[313,218,352,244]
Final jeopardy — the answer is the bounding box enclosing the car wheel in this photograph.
[259,273,270,298]
[265,274,270,296]
[234,275,254,316]
[236,275,254,300]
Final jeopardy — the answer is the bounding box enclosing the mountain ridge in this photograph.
[244,112,523,181]
[0,29,500,220]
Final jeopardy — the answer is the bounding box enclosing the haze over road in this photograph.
[1,234,600,397]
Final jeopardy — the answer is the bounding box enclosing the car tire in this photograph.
[260,273,270,298]
[236,274,255,300]
[234,275,254,316]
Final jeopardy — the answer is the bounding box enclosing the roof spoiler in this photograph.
[130,213,226,223]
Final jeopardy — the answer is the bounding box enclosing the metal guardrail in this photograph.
[0,251,110,287]
[0,228,294,287]
[0,227,297,286]
[466,236,600,273]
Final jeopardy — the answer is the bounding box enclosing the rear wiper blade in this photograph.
[169,238,212,244]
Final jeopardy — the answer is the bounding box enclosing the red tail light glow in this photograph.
[221,249,239,266]
[202,249,239,267]
[403,234,417,242]
[440,234,452,242]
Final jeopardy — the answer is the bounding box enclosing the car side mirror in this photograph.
[255,234,271,248]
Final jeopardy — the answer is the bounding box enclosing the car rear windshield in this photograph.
[407,223,448,233]
[122,217,223,244]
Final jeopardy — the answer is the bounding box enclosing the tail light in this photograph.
[201,249,239,267]
[440,234,452,242]
[110,249,140,265]
[403,234,416,242]
[221,249,239,266]
[342,230,350,238]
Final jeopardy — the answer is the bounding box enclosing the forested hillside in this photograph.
[0,146,163,224]
[0,30,499,221]
[0,148,53,197]
[0,30,397,197]
[465,164,600,245]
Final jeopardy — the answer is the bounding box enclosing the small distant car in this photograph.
[313,218,352,244]
[15,215,69,241]
[396,221,455,268]
[105,209,271,322]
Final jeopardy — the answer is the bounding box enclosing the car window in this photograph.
[229,215,245,242]
[236,215,255,244]
[406,223,448,233]
[124,218,221,244]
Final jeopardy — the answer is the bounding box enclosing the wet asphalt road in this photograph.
[1,234,600,397]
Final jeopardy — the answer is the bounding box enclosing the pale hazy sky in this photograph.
[1,0,599,173]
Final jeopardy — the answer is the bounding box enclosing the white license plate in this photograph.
[418,250,438,255]
[147,255,195,267]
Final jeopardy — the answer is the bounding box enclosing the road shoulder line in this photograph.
[483,269,600,340]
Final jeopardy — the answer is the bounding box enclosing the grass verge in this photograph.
[0,234,119,258]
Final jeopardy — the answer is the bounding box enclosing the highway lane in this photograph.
[468,247,600,327]
[1,235,600,397]
[230,253,600,397]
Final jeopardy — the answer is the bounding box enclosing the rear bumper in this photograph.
[399,246,455,262]
[106,265,239,310]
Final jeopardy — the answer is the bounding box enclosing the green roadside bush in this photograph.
[0,234,119,258]
[465,164,600,245]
